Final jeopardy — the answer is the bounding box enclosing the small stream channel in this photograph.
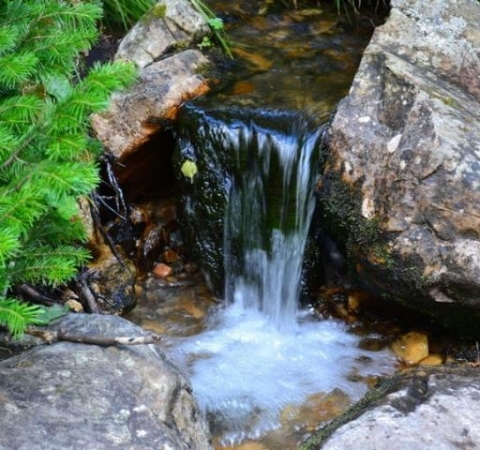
[129,1,399,448]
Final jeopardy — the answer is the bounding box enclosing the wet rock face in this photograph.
[0,314,212,450]
[322,0,480,325]
[173,105,324,297]
[86,0,212,306]
[317,367,480,450]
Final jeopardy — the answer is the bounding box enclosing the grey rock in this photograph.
[322,0,480,321]
[115,0,210,69]
[91,0,212,160]
[0,314,212,450]
[319,368,480,450]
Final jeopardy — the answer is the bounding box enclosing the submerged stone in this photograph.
[391,331,429,366]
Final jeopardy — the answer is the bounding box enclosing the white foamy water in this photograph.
[167,305,396,445]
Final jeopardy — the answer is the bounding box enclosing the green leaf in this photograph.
[33,303,69,326]
[42,73,72,101]
[208,17,224,30]
[181,160,198,183]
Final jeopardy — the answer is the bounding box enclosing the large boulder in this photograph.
[301,366,480,450]
[321,0,480,331]
[0,314,212,450]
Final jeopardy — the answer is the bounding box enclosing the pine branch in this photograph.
[0,228,20,267]
[0,51,38,89]
[10,244,91,285]
[0,298,42,338]
[0,0,138,315]
[0,25,20,56]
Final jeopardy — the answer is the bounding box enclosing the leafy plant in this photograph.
[333,0,389,16]
[0,0,136,337]
[190,0,233,58]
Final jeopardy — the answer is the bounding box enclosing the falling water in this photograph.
[223,115,321,331]
[170,106,395,447]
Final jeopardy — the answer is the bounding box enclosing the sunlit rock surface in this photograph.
[91,0,211,160]
[92,50,210,159]
[322,0,480,328]
[0,314,212,450]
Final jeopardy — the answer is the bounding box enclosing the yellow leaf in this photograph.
[181,160,198,183]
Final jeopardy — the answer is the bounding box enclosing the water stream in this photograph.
[128,2,397,448]
[164,108,397,448]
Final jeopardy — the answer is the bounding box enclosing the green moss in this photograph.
[151,3,167,18]
[141,2,167,24]
[193,61,213,76]
[320,171,388,267]
[441,96,456,107]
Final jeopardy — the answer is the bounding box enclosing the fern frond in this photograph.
[0,298,42,338]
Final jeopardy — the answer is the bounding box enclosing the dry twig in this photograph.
[26,327,162,346]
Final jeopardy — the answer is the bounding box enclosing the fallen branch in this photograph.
[26,327,162,346]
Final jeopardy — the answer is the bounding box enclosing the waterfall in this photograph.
[223,117,321,331]
[175,106,323,329]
